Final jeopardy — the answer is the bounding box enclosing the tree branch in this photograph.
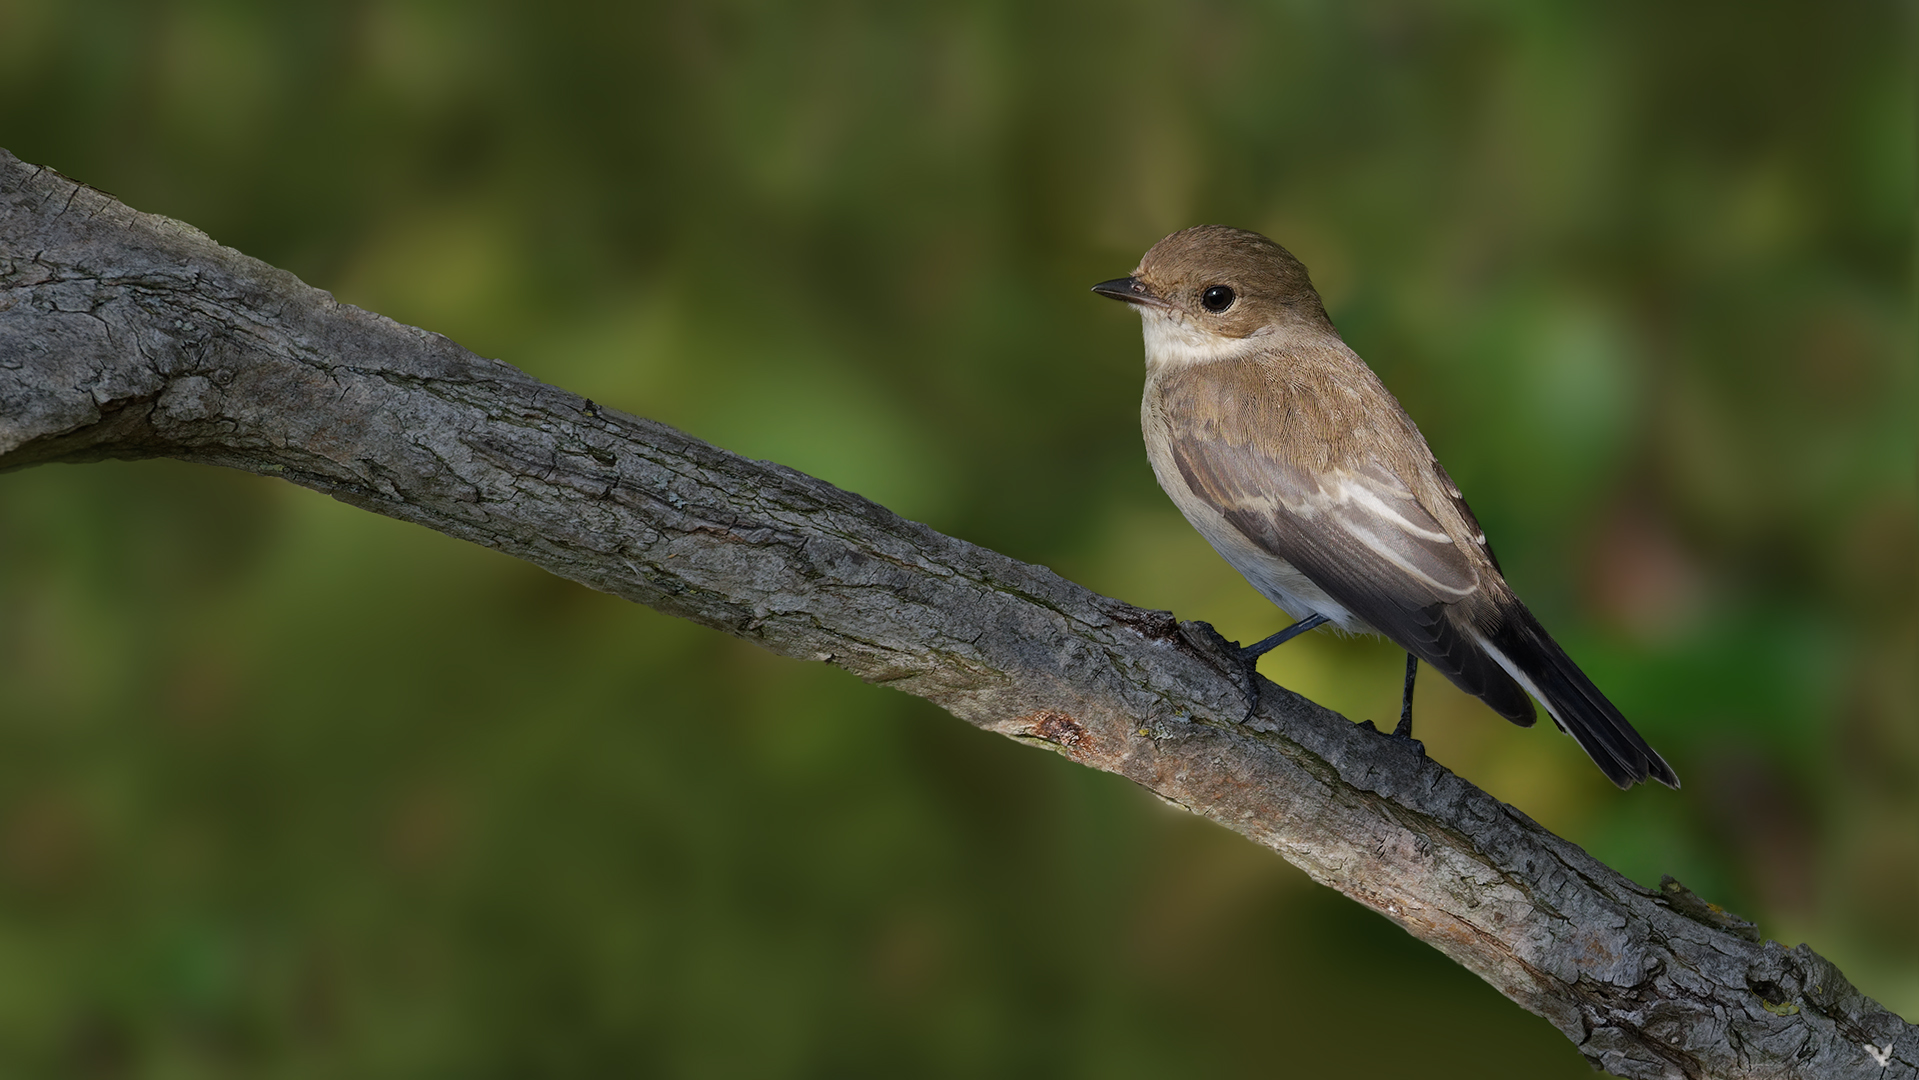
[1,148,1910,1079]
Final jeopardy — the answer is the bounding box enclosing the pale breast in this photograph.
[1140,377,1371,633]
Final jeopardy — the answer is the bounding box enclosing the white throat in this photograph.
[1137,308,1265,372]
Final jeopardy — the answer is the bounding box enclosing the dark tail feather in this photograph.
[1414,601,1536,726]
[1478,602,1680,790]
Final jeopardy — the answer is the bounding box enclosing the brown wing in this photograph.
[1161,367,1536,724]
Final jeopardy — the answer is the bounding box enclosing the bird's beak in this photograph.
[1091,276,1169,309]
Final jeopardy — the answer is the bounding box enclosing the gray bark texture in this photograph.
[2,147,1912,1079]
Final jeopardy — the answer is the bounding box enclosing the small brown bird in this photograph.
[1094,225,1677,789]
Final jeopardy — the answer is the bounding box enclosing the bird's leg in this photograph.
[1393,652,1418,739]
[1232,613,1329,719]
[1242,613,1329,661]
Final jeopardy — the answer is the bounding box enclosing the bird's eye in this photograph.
[1200,285,1235,312]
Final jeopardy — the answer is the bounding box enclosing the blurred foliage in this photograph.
[0,0,1913,1075]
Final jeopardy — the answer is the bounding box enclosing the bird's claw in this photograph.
[1232,647,1263,722]
[1173,619,1266,724]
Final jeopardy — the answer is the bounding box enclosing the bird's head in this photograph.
[1093,225,1332,366]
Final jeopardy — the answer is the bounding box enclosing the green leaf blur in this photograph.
[0,1,1911,1075]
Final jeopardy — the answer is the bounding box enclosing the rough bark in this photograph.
[1,147,1910,1079]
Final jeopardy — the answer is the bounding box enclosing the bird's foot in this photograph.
[1360,717,1425,755]
[1173,620,1265,723]
[1391,720,1424,755]
[1231,644,1266,722]
[1227,613,1331,722]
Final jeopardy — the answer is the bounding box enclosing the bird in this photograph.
[1092,225,1678,789]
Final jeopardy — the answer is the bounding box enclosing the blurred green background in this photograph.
[1,1,1912,1075]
